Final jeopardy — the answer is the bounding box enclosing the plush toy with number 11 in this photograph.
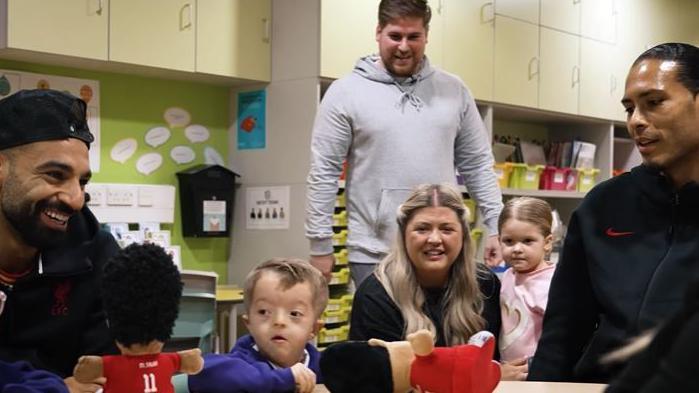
[73,243,203,393]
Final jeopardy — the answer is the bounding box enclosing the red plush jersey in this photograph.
[409,333,500,393]
[102,353,180,393]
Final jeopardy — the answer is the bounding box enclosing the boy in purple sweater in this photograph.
[188,258,328,393]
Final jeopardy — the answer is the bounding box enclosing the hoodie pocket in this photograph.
[372,188,412,253]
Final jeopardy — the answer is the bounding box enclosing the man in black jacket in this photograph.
[529,42,699,383]
[0,90,120,392]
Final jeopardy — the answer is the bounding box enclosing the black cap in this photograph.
[0,89,94,151]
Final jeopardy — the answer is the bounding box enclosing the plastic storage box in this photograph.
[329,267,350,286]
[463,198,477,224]
[333,248,348,266]
[540,166,578,191]
[577,168,600,192]
[321,306,351,325]
[318,325,350,345]
[510,164,545,190]
[325,294,353,312]
[493,162,514,188]
[332,210,347,226]
[332,229,348,246]
[470,228,483,250]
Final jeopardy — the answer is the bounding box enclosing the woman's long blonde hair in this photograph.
[374,183,486,345]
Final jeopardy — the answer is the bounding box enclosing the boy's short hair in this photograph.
[243,258,329,317]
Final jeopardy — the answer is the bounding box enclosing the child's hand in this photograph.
[290,363,316,393]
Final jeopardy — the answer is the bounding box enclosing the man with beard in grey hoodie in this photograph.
[306,0,503,287]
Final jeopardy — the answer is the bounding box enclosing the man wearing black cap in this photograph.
[0,89,119,392]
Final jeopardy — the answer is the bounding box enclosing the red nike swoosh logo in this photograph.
[606,227,634,237]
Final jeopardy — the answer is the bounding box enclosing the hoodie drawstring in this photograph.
[394,80,423,112]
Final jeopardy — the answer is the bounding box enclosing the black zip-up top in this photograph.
[0,206,119,377]
[529,164,699,383]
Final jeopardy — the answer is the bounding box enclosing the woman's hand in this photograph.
[500,357,528,381]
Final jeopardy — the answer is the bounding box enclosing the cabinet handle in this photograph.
[610,74,617,95]
[480,2,494,24]
[437,0,443,15]
[573,0,581,4]
[95,0,103,15]
[572,66,580,87]
[180,3,193,31]
[528,57,539,80]
[262,18,271,43]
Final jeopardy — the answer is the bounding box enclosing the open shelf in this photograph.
[501,188,587,199]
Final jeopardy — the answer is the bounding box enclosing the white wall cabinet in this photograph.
[494,16,539,108]
[2,0,108,60]
[196,0,271,81]
[579,38,627,122]
[319,0,444,80]
[320,0,378,79]
[442,0,494,100]
[110,0,196,72]
[495,0,539,24]
[0,0,271,83]
[539,28,579,115]
[541,0,580,35]
[581,0,616,43]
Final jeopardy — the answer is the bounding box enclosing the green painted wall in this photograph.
[0,60,231,282]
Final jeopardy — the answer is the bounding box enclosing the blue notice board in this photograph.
[237,90,266,150]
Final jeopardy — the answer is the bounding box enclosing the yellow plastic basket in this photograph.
[577,168,600,192]
[493,162,514,188]
[329,267,350,286]
[318,324,350,344]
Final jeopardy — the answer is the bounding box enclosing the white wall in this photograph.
[227,0,321,285]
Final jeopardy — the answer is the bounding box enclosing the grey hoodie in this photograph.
[306,55,502,263]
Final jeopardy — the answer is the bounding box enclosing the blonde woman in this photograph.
[349,184,524,379]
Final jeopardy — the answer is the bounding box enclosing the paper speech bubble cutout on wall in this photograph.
[170,145,196,164]
[184,124,210,143]
[136,153,163,176]
[204,146,225,166]
[145,126,171,148]
[163,107,191,128]
[111,138,138,164]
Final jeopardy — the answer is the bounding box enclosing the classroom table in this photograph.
[312,381,607,392]
[215,285,244,353]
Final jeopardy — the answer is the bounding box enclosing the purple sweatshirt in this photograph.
[188,335,322,393]
[0,360,68,393]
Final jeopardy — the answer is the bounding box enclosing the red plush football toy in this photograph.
[321,329,500,393]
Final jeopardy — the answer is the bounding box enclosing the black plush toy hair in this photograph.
[320,341,393,393]
[102,243,183,346]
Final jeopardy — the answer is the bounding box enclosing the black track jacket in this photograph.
[0,206,120,377]
[529,165,699,382]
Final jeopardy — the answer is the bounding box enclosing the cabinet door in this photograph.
[6,0,108,60]
[580,38,618,120]
[442,0,494,100]
[495,0,538,24]
[196,0,271,81]
[539,28,579,115]
[494,16,538,108]
[425,1,444,69]
[541,0,580,35]
[110,0,195,72]
[581,0,615,43]
[320,0,378,79]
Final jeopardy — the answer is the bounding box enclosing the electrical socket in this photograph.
[85,184,106,207]
[106,186,137,206]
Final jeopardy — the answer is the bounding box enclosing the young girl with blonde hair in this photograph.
[498,197,556,364]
